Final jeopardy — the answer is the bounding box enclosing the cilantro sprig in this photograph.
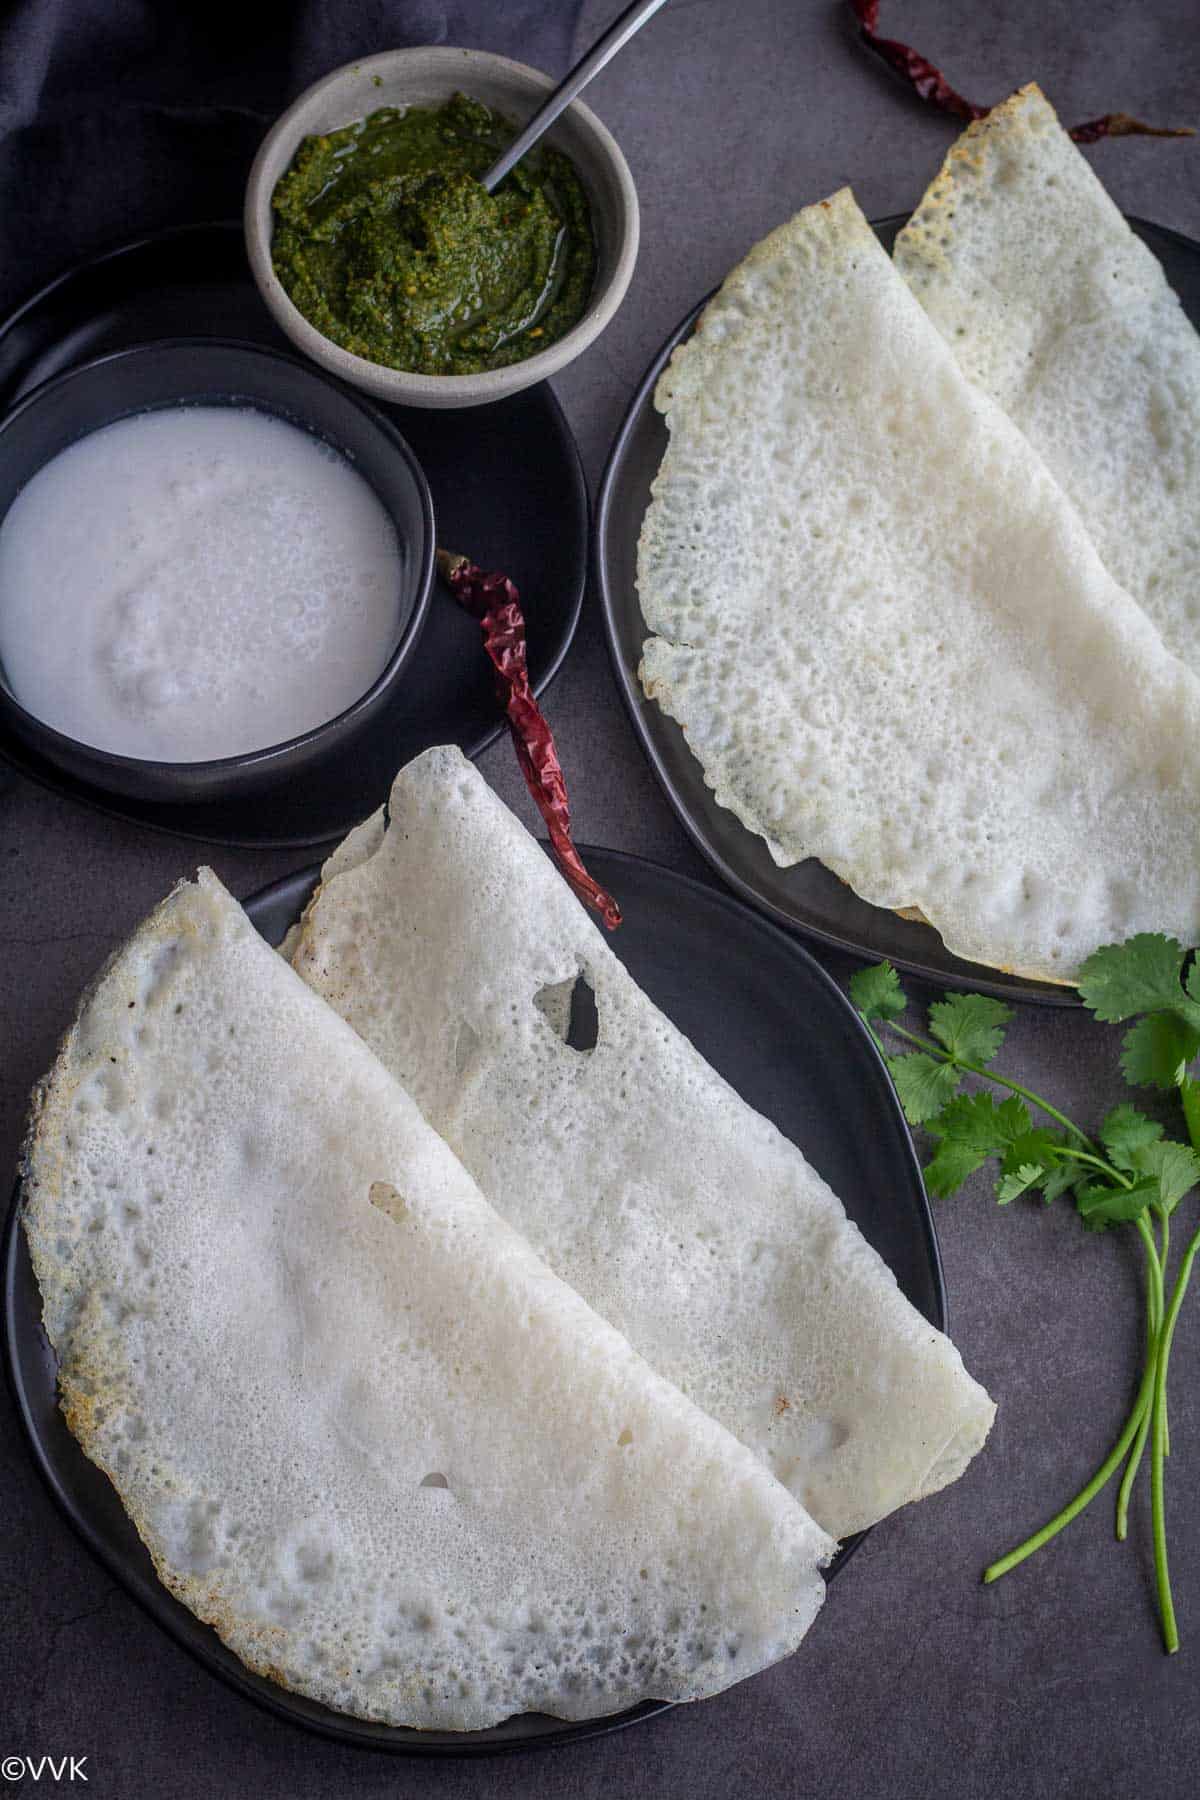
[852,938,1200,1654]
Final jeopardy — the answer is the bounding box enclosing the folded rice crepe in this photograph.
[23,871,834,1730]
[896,85,1200,678]
[289,747,995,1540]
[635,188,1200,981]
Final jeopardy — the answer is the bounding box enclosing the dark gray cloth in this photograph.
[0,0,583,313]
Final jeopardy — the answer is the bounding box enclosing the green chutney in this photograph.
[270,93,596,377]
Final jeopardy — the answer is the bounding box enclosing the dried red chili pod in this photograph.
[849,0,982,121]
[849,1,1193,142]
[438,548,622,931]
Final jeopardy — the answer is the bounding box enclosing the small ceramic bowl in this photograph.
[0,338,435,803]
[244,46,639,409]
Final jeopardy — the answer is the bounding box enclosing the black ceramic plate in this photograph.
[597,214,1200,1006]
[0,223,587,849]
[4,847,940,1756]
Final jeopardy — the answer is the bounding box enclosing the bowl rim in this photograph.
[0,334,437,777]
[244,45,640,404]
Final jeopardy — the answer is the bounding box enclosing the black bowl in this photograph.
[0,338,435,801]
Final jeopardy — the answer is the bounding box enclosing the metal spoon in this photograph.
[480,0,672,193]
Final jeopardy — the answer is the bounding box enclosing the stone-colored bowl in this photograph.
[245,47,639,409]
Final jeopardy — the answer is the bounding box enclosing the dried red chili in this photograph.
[850,2,1193,142]
[850,0,982,121]
[439,549,622,930]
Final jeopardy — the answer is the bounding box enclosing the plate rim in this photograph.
[0,220,588,851]
[595,211,1196,1007]
[2,842,942,1755]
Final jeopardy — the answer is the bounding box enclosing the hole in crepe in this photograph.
[536,972,600,1051]
[566,972,599,1052]
[420,1472,449,1489]
[534,969,599,1053]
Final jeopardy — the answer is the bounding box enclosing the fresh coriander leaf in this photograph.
[1100,1104,1165,1171]
[1185,957,1200,1007]
[1075,1177,1157,1230]
[1076,935,1197,1024]
[996,1162,1048,1204]
[924,1137,992,1199]
[1001,1128,1067,1176]
[885,1053,961,1125]
[927,1091,1032,1153]
[992,1129,1072,1204]
[1039,1162,1079,1204]
[850,962,907,1024]
[928,993,1011,1067]
[1130,1140,1200,1214]
[920,1092,1033,1198]
[1119,1013,1200,1091]
[1181,1075,1200,1155]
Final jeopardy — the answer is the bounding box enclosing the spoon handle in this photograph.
[480,0,672,192]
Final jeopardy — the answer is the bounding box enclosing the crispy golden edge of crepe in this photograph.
[895,82,1054,268]
[18,887,306,1687]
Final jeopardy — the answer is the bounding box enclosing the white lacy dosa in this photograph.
[290,746,995,1540]
[897,85,1200,684]
[636,187,1200,981]
[23,870,833,1730]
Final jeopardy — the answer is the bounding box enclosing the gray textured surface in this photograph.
[3,2,1200,1793]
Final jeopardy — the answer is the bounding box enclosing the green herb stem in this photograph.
[1116,1219,1165,1539]
[1149,1223,1200,1653]
[1115,1371,1154,1542]
[1054,1147,1133,1188]
[880,1022,953,1059]
[984,1314,1161,1585]
[1159,1207,1171,1460]
[882,1022,1094,1146]
[1136,1210,1161,1274]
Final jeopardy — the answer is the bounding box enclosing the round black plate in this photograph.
[0,223,587,849]
[596,214,1200,1006]
[4,847,941,1755]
